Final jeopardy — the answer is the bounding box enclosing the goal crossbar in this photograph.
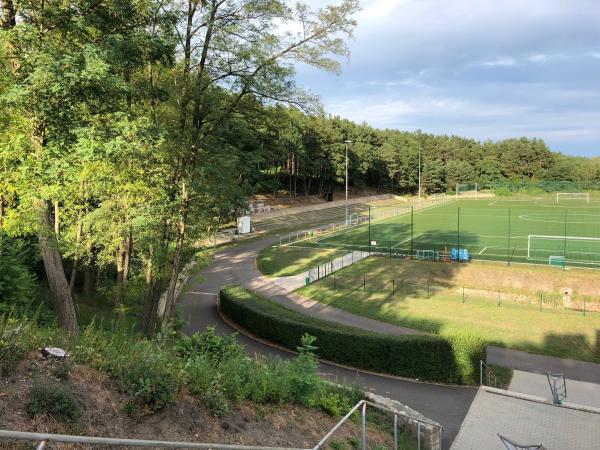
[527,234,600,260]
[556,192,589,203]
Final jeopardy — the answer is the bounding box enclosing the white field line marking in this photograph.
[478,247,487,255]
[391,232,424,249]
[488,201,497,206]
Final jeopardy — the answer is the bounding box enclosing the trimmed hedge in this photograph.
[220,285,485,385]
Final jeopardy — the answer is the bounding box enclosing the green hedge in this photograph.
[220,286,485,385]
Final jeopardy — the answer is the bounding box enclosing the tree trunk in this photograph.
[0,0,16,29]
[38,203,78,335]
[53,200,60,238]
[122,232,132,286]
[83,265,93,300]
[140,246,158,336]
[115,245,124,308]
[160,218,187,329]
[69,219,83,294]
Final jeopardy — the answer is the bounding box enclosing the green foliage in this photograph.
[75,325,184,414]
[220,285,485,384]
[26,379,80,423]
[0,234,37,312]
[51,361,72,381]
[494,187,513,196]
[176,327,244,365]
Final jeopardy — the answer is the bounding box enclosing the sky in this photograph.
[294,0,600,157]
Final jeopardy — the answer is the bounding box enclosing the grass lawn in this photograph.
[257,245,347,277]
[297,257,600,363]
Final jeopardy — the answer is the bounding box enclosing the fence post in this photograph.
[393,414,398,450]
[361,402,367,450]
[417,421,421,450]
[427,282,430,299]
[392,279,395,295]
[363,277,366,292]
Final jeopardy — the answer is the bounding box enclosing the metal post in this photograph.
[345,140,351,224]
[457,207,461,264]
[361,402,367,450]
[507,208,511,266]
[417,422,421,450]
[363,277,366,292]
[480,360,483,386]
[427,282,430,299]
[393,415,398,450]
[563,209,568,270]
[392,279,395,295]
[410,206,414,257]
[368,205,371,255]
[418,144,422,208]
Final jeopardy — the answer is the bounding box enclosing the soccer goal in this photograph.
[527,235,600,265]
[456,182,478,199]
[556,192,589,203]
[347,212,359,226]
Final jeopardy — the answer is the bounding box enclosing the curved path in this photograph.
[178,236,477,449]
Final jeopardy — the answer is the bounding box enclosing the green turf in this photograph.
[257,245,347,277]
[292,196,600,268]
[297,257,600,363]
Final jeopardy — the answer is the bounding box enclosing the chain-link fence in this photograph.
[311,272,598,316]
[307,203,600,269]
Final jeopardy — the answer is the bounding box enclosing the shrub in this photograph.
[493,187,512,196]
[26,379,80,422]
[220,286,485,384]
[75,325,184,414]
[176,327,244,364]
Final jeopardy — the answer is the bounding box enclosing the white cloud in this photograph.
[483,58,517,67]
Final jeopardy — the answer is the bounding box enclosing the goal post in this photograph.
[556,192,589,203]
[527,234,600,265]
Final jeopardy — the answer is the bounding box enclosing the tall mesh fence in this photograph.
[309,203,600,268]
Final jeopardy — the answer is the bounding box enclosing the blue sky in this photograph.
[295,0,600,157]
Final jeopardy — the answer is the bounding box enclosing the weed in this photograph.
[26,379,80,422]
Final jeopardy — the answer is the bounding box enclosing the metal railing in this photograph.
[1,399,443,450]
[480,360,502,389]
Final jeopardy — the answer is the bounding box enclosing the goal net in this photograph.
[556,192,589,203]
[456,182,478,198]
[527,235,600,265]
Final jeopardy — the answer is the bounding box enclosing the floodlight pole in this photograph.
[345,140,352,224]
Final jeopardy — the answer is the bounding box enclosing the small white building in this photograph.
[237,216,251,234]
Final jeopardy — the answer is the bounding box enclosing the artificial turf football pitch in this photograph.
[290,196,600,268]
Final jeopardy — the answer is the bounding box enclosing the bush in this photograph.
[0,234,37,313]
[75,325,184,414]
[220,286,485,384]
[26,379,80,422]
[493,187,513,196]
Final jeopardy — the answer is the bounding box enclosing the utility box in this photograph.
[237,216,251,234]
